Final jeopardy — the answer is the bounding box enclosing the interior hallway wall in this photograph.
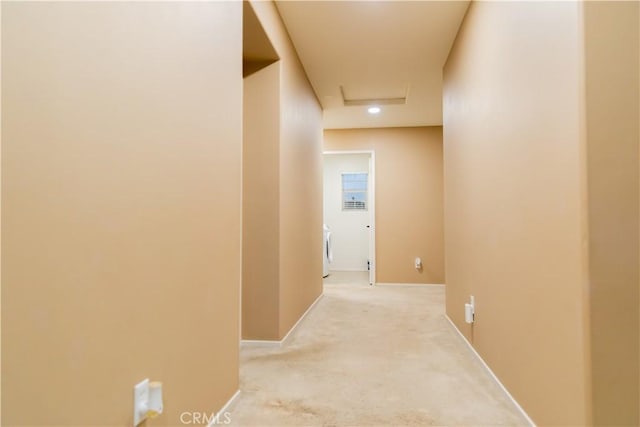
[1,2,242,425]
[324,127,444,284]
[250,1,323,340]
[242,61,281,340]
[584,2,639,424]
[443,2,589,425]
[323,153,371,272]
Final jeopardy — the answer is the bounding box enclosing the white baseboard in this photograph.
[240,293,324,348]
[376,282,445,287]
[444,315,536,427]
[209,389,241,427]
[240,339,281,348]
[280,293,324,346]
[329,268,369,272]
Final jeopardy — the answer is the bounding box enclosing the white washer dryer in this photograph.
[323,224,332,278]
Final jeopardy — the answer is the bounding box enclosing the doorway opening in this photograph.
[323,150,376,285]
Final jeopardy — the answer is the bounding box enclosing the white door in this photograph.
[323,153,371,273]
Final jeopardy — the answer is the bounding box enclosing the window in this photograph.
[342,173,368,211]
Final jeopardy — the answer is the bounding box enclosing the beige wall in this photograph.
[443,2,590,425]
[242,61,281,340]
[324,127,444,284]
[1,2,242,425]
[247,1,324,340]
[584,2,639,425]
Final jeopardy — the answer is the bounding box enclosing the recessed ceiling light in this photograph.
[367,106,381,115]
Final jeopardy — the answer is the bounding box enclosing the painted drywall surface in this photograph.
[584,2,639,424]
[323,154,371,271]
[249,1,324,339]
[242,62,281,340]
[1,2,242,425]
[443,2,590,425]
[324,127,444,284]
[0,3,3,422]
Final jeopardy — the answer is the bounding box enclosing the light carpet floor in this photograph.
[323,270,371,286]
[230,282,529,426]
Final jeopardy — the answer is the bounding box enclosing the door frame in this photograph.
[323,150,376,285]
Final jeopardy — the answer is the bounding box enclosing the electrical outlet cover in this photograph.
[133,379,149,426]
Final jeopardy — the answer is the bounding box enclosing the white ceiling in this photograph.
[276,0,470,129]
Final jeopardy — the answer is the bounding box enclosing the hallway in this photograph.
[231,282,529,426]
[2,1,637,425]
